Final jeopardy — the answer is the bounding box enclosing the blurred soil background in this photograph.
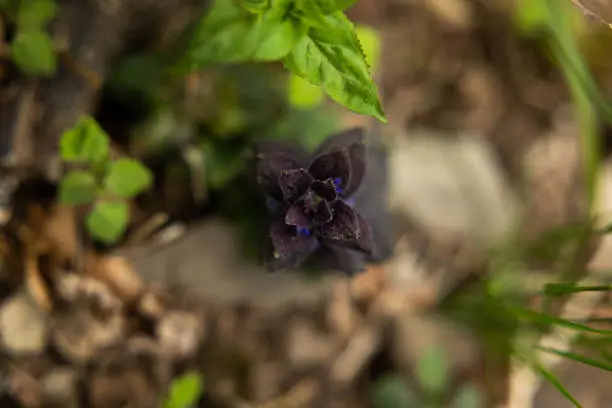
[3,0,612,407]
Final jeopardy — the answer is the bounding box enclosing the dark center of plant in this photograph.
[296,226,311,237]
[333,177,342,194]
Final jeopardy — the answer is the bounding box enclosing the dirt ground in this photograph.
[2,0,612,407]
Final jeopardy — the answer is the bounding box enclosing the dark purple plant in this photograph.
[255,128,374,272]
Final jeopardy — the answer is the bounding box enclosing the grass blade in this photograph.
[535,363,582,407]
[538,346,612,371]
[513,307,612,335]
[544,283,612,296]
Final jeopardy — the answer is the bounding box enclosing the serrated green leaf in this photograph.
[283,12,385,121]
[59,171,97,205]
[371,375,415,408]
[164,371,204,408]
[174,0,304,72]
[417,345,449,393]
[355,25,381,73]
[86,200,129,244]
[11,29,57,76]
[17,0,56,30]
[104,158,153,199]
[60,116,110,164]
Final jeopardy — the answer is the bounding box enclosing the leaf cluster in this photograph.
[174,0,385,122]
[59,116,153,244]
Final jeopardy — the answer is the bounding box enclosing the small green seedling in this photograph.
[163,371,204,408]
[1,0,58,76]
[59,115,153,244]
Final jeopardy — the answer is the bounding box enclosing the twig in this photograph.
[568,0,612,28]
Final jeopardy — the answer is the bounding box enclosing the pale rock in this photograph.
[0,289,48,355]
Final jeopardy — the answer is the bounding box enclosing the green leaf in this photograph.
[297,0,358,15]
[176,0,255,71]
[283,12,386,121]
[104,158,153,199]
[11,29,57,76]
[240,0,269,13]
[536,364,582,408]
[164,371,204,408]
[174,0,304,72]
[370,375,415,408]
[17,0,56,30]
[416,345,449,393]
[60,116,110,164]
[59,171,97,205]
[86,200,129,244]
[355,25,381,73]
[252,15,305,61]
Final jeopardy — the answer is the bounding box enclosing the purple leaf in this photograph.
[313,128,366,197]
[279,169,313,203]
[255,141,308,202]
[270,213,318,259]
[308,150,351,192]
[319,201,374,255]
[311,179,338,201]
[314,128,364,157]
[285,201,310,229]
[311,199,333,225]
[352,210,374,255]
[319,200,360,241]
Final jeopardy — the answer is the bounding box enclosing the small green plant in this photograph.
[58,115,153,244]
[0,0,58,76]
[163,371,204,408]
[174,0,386,122]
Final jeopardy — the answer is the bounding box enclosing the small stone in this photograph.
[52,310,125,364]
[138,289,165,319]
[40,368,78,408]
[156,310,205,359]
[55,274,121,312]
[87,255,143,302]
[0,289,47,356]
